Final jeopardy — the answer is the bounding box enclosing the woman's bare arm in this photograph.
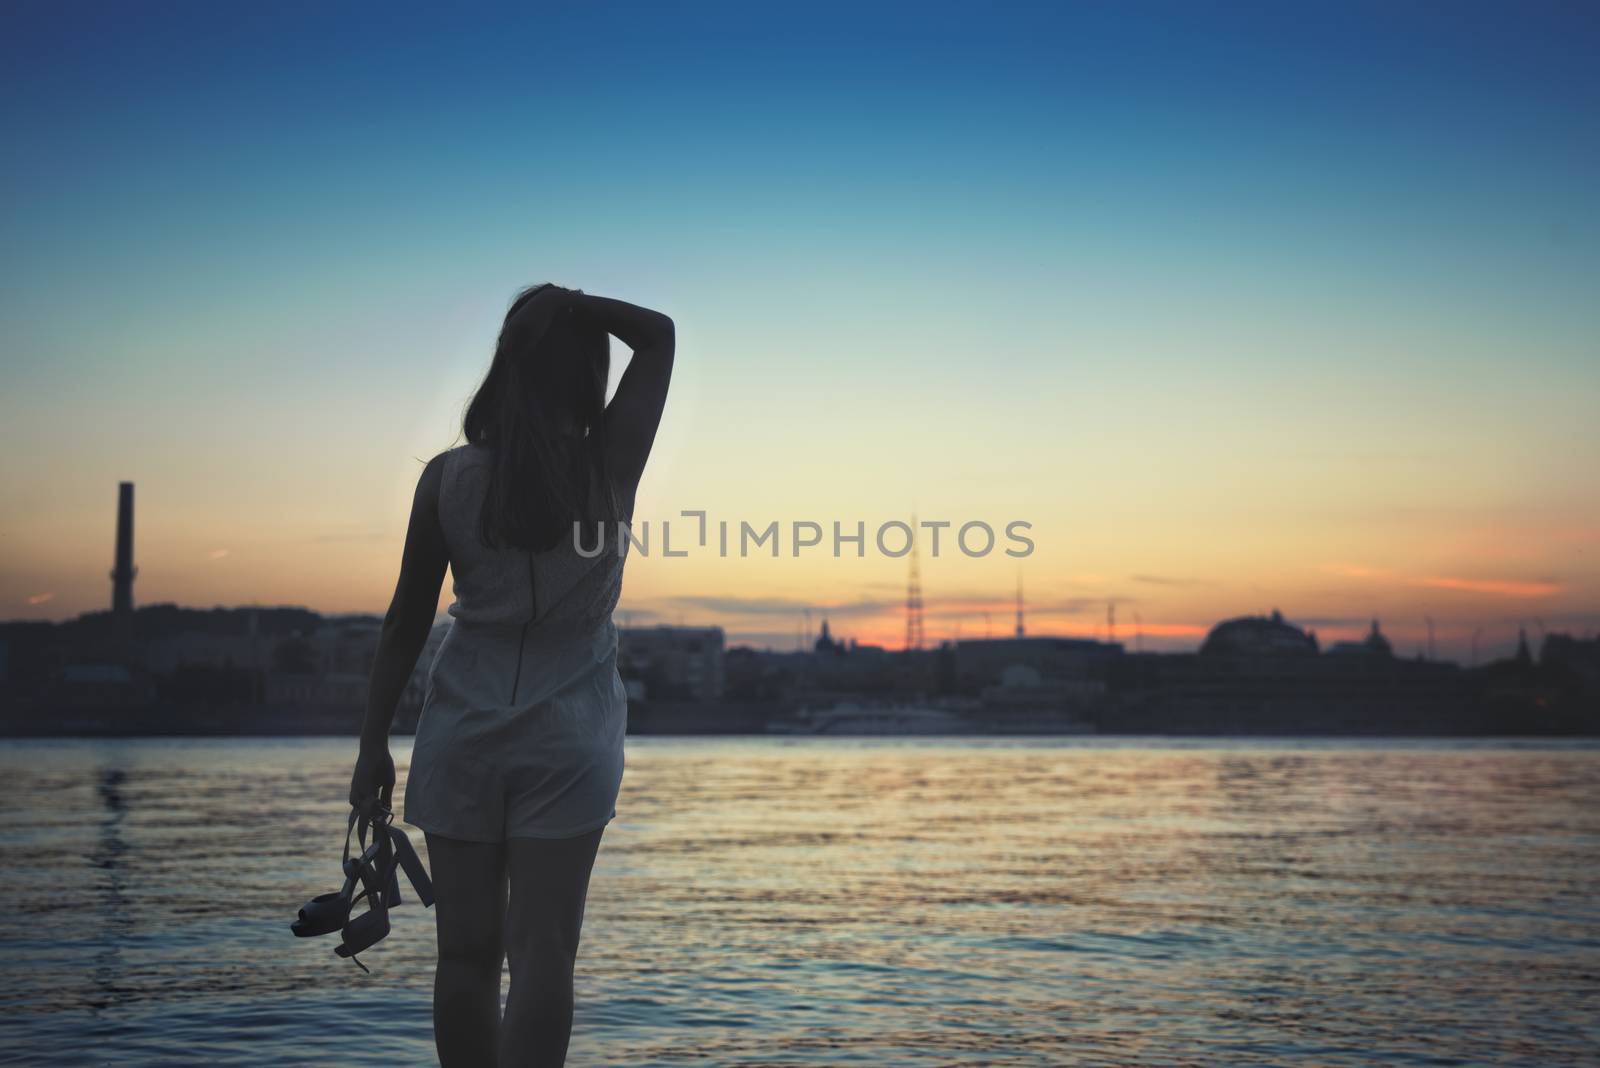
[577,292,675,491]
[350,452,449,811]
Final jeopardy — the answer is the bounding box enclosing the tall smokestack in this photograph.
[111,481,136,614]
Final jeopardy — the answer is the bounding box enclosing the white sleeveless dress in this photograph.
[402,442,630,841]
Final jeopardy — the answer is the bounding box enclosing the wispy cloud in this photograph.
[1321,563,1561,598]
[208,548,231,560]
[1411,575,1562,597]
[27,592,54,605]
[1323,564,1385,579]
[1129,574,1209,588]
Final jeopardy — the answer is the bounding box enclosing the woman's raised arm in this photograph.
[577,292,675,491]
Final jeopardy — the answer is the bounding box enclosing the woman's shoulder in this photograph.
[426,444,488,501]
[444,441,493,467]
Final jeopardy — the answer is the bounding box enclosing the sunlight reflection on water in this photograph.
[1,736,1597,1066]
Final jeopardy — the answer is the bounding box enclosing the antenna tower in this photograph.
[904,516,925,651]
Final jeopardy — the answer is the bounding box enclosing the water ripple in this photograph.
[0,737,1597,1065]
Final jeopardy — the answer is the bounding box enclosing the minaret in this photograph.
[111,481,137,614]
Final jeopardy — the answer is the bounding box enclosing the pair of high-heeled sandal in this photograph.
[290,800,435,972]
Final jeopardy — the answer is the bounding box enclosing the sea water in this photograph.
[1,735,1596,1066]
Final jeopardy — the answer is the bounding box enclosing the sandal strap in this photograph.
[319,802,423,973]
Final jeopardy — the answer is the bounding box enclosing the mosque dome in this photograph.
[1200,608,1319,657]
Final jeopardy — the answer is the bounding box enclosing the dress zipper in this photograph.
[509,547,536,703]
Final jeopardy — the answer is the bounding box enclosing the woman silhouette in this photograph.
[349,283,674,1066]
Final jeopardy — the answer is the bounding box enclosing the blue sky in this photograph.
[3,0,1597,657]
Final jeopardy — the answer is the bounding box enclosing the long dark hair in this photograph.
[462,284,616,553]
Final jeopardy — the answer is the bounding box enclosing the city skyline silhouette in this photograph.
[28,475,1593,665]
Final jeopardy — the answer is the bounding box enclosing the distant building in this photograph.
[63,663,133,685]
[950,636,1122,693]
[979,663,1102,717]
[814,618,845,656]
[1513,628,1534,669]
[263,671,369,706]
[308,616,385,676]
[1200,609,1319,657]
[54,661,152,706]
[619,626,725,701]
[1541,634,1600,696]
[723,645,804,701]
[1327,619,1394,658]
[144,630,273,673]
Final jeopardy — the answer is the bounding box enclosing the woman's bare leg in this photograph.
[425,831,509,1068]
[499,827,605,1067]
